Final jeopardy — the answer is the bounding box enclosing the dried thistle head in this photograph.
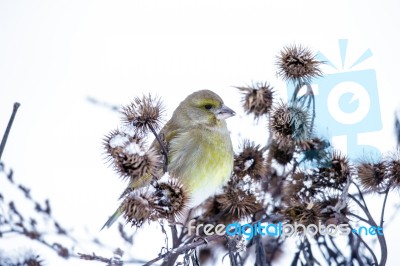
[269,101,312,144]
[281,202,320,229]
[104,129,162,183]
[276,44,323,84]
[387,151,400,190]
[217,178,262,220]
[268,140,295,166]
[104,129,142,160]
[357,159,388,192]
[121,192,153,226]
[237,82,274,119]
[318,151,351,189]
[153,179,189,220]
[234,140,268,180]
[121,94,165,134]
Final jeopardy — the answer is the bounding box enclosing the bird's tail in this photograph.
[100,209,121,230]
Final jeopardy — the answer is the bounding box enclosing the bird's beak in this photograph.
[215,104,236,120]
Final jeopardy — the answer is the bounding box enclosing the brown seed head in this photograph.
[276,44,323,84]
[234,140,268,180]
[269,140,295,165]
[318,151,351,189]
[153,179,189,220]
[104,129,161,182]
[121,94,164,134]
[237,82,274,119]
[269,102,312,143]
[357,160,388,192]
[217,179,262,220]
[121,192,153,226]
[387,151,400,189]
[282,202,320,229]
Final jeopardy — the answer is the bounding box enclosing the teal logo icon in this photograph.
[287,39,382,161]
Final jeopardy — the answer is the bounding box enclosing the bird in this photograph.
[102,90,235,229]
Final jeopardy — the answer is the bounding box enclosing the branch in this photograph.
[0,102,20,160]
[144,234,225,266]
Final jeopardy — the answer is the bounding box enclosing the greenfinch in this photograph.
[102,90,235,229]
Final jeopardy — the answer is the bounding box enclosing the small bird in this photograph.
[102,90,235,229]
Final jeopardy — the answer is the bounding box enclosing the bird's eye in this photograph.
[204,104,213,110]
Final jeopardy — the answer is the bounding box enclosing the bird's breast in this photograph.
[168,127,233,207]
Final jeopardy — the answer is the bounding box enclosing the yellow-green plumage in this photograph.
[102,90,235,229]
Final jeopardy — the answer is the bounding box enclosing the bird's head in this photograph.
[177,90,236,127]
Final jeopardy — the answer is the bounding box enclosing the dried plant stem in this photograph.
[0,102,20,161]
[148,123,168,173]
[349,225,378,266]
[349,184,388,266]
[380,187,390,227]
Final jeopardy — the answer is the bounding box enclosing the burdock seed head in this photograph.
[152,179,189,220]
[121,192,153,226]
[276,44,323,84]
[282,202,320,230]
[268,140,295,166]
[121,94,165,134]
[104,129,162,183]
[318,150,351,189]
[217,179,262,220]
[234,140,268,181]
[236,82,274,119]
[269,101,312,144]
[356,159,388,192]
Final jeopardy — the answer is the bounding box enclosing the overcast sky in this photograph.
[1,1,400,265]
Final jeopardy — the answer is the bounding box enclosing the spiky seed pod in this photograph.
[152,179,189,220]
[217,179,262,220]
[276,44,323,84]
[118,147,161,183]
[268,140,295,165]
[237,82,274,119]
[357,160,388,192]
[318,151,351,189]
[387,152,400,189]
[234,140,268,180]
[121,192,153,226]
[104,129,162,182]
[282,203,321,229]
[121,94,165,134]
[269,102,312,144]
[104,129,142,160]
[315,197,350,225]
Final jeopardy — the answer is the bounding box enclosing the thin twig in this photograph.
[349,225,378,266]
[0,102,20,160]
[148,123,168,173]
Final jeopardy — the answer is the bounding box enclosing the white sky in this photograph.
[1,1,400,265]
